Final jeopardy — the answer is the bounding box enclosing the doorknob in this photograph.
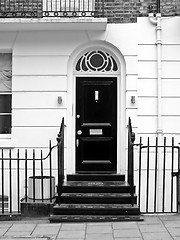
[77,130,82,135]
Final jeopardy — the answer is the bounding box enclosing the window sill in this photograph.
[0,135,14,148]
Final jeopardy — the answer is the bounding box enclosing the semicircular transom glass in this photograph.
[76,50,118,72]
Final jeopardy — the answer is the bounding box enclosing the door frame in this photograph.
[67,41,126,175]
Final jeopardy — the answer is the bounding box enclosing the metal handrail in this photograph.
[57,117,65,201]
[127,117,135,206]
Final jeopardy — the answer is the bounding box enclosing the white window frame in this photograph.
[0,52,14,148]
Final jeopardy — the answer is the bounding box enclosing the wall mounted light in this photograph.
[58,96,62,104]
[131,96,135,104]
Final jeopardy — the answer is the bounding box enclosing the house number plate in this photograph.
[89,129,103,135]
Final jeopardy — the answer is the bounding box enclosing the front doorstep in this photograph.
[49,174,143,223]
[21,198,55,217]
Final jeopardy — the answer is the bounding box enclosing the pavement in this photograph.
[1,215,180,240]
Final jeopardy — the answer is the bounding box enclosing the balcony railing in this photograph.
[0,0,104,18]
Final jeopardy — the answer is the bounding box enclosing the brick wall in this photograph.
[0,0,179,20]
[103,0,180,23]
[0,0,42,17]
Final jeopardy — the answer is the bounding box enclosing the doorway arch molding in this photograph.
[66,40,126,174]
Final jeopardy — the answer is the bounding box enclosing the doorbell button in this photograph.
[77,130,82,135]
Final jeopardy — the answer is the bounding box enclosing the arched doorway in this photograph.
[75,50,118,173]
[67,42,126,174]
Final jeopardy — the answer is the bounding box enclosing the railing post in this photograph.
[57,118,64,202]
[1,149,4,214]
[25,149,28,202]
[154,137,158,213]
[177,146,180,213]
[49,140,52,202]
[9,149,12,214]
[146,137,150,213]
[128,117,135,206]
[138,137,142,210]
[17,149,20,213]
[41,150,44,202]
[33,149,36,202]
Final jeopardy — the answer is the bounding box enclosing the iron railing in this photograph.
[137,136,180,213]
[127,118,180,213]
[1,116,180,215]
[0,0,104,18]
[127,117,135,206]
[0,118,64,216]
[57,117,64,202]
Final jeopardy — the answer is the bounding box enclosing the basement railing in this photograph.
[0,118,64,217]
[127,118,180,213]
[0,0,104,18]
[138,137,180,213]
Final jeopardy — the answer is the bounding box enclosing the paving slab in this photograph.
[86,225,112,234]
[57,230,85,239]
[114,229,142,238]
[0,224,12,229]
[112,222,138,229]
[58,239,84,240]
[3,232,33,237]
[138,224,167,232]
[167,227,180,237]
[31,224,60,237]
[114,238,143,240]
[0,228,9,236]
[0,238,50,240]
[85,233,113,240]
[138,216,163,225]
[142,232,173,240]
[8,224,36,232]
[87,222,112,225]
[160,215,180,221]
[164,221,180,228]
[61,223,86,231]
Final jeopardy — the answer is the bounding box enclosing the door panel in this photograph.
[76,77,117,173]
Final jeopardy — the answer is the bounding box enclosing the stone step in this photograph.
[53,203,140,215]
[62,181,135,193]
[49,214,144,223]
[67,174,125,182]
[60,192,137,204]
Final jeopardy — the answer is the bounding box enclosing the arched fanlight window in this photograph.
[75,50,118,72]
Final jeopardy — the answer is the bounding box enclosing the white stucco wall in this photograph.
[137,16,180,138]
[0,22,138,176]
[0,16,180,212]
[0,17,180,169]
[136,16,180,212]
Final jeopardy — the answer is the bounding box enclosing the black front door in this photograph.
[76,77,117,173]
